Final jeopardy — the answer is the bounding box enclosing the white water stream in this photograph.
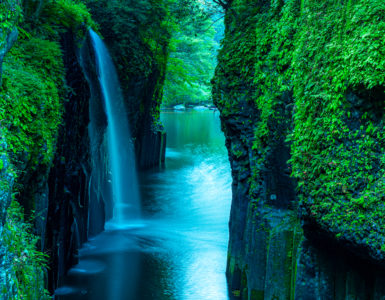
[90,30,140,224]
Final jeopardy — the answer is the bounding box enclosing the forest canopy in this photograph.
[162,0,224,107]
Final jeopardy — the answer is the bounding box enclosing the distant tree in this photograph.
[162,0,224,107]
[200,0,231,10]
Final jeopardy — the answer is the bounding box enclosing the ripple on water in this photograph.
[165,148,182,158]
[54,286,80,296]
[68,259,106,275]
[104,220,147,231]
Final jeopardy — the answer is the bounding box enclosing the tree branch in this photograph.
[212,0,232,9]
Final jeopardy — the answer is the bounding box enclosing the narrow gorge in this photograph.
[2,0,385,299]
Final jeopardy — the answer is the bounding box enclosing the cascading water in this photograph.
[89,30,140,225]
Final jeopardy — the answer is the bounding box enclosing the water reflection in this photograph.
[56,110,231,300]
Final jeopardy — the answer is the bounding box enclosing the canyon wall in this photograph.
[0,0,169,294]
[213,0,385,298]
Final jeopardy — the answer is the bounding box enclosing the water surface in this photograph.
[56,110,232,300]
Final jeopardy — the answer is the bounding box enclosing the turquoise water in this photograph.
[56,110,232,300]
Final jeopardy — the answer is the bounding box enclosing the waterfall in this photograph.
[89,30,140,225]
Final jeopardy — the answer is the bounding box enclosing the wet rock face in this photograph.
[214,1,385,298]
[123,60,167,170]
[126,65,167,169]
[45,32,102,291]
[217,93,299,299]
[0,28,18,85]
[217,86,385,300]
[85,0,168,170]
[295,239,385,300]
[0,145,13,228]
[222,100,259,295]
[0,141,15,297]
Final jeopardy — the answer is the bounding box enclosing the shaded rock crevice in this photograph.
[45,31,96,291]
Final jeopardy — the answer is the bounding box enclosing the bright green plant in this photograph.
[162,1,222,106]
[1,35,64,169]
[40,0,97,36]
[0,0,22,44]
[213,0,385,260]
[290,0,385,256]
[2,200,49,299]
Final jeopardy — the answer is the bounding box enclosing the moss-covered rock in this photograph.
[214,0,385,267]
[290,0,385,263]
[85,0,169,168]
[0,0,97,294]
[213,0,385,297]
[0,136,49,299]
[1,0,172,294]
[0,0,20,84]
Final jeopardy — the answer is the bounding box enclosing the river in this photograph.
[56,110,232,300]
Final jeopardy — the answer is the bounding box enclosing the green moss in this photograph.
[85,0,170,133]
[0,0,98,175]
[2,200,49,299]
[0,0,22,45]
[212,0,259,116]
[214,0,385,261]
[232,289,241,298]
[290,222,302,300]
[39,0,97,37]
[1,35,64,169]
[290,0,385,258]
[241,269,248,299]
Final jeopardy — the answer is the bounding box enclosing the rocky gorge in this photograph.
[1,0,385,299]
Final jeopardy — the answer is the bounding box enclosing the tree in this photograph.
[162,0,224,107]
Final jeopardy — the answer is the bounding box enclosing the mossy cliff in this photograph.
[0,0,170,296]
[213,0,385,298]
[86,0,168,169]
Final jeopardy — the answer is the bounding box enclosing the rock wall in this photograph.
[0,0,170,293]
[0,0,19,85]
[86,0,169,169]
[45,31,101,290]
[0,29,17,85]
[45,21,168,289]
[213,0,385,298]
[0,141,15,297]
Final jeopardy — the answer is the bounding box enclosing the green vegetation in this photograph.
[86,0,170,82]
[213,0,385,259]
[162,1,222,107]
[2,36,64,168]
[0,0,95,297]
[2,200,49,299]
[291,0,385,257]
[0,0,21,44]
[42,0,97,34]
[1,0,95,172]
[85,0,172,135]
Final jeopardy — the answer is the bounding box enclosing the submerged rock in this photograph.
[173,104,186,111]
